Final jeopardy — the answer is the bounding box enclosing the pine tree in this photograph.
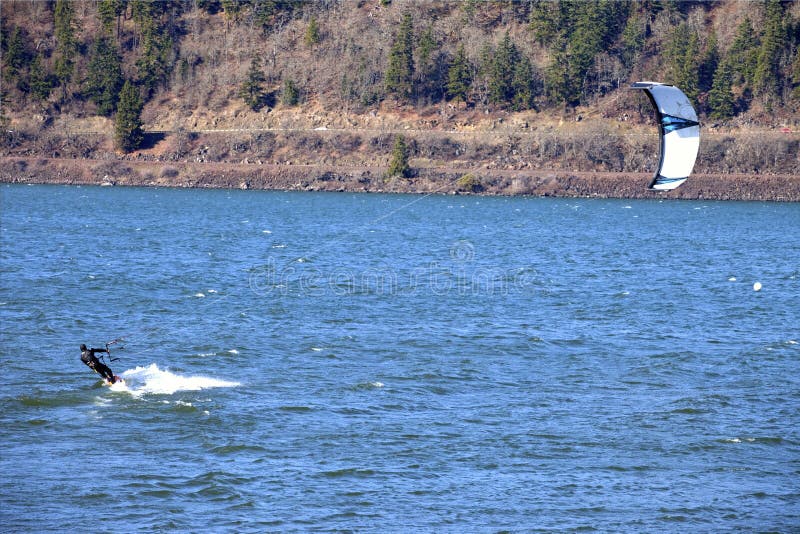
[699,30,719,94]
[0,95,9,145]
[98,0,126,38]
[385,13,414,99]
[304,16,320,47]
[529,0,567,46]
[28,53,54,102]
[417,25,435,74]
[567,1,626,104]
[667,22,700,102]
[115,80,144,152]
[728,18,759,88]
[414,24,439,102]
[386,134,410,178]
[447,45,472,104]
[86,36,124,116]
[708,59,735,121]
[3,27,27,81]
[512,55,536,111]
[793,51,800,100]
[474,42,494,105]
[53,0,77,100]
[489,33,518,106]
[239,57,267,110]
[620,11,645,68]
[544,47,569,106]
[136,28,173,99]
[539,0,628,107]
[221,0,243,21]
[98,0,116,34]
[251,0,302,32]
[282,78,299,106]
[131,1,173,98]
[754,0,784,99]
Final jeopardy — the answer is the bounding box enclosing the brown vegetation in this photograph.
[1,0,798,199]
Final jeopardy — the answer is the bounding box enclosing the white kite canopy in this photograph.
[631,81,700,191]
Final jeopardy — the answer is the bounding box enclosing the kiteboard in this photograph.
[101,375,124,386]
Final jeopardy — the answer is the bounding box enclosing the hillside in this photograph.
[1,0,798,197]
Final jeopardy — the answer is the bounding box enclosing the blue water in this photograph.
[1,184,798,531]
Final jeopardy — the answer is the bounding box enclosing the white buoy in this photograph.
[753,282,762,292]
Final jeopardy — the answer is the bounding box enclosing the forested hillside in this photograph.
[1,0,798,179]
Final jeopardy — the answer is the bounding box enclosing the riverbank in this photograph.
[1,156,799,201]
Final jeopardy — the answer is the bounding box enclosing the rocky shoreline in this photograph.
[2,156,799,202]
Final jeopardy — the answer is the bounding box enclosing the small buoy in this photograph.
[753,282,762,292]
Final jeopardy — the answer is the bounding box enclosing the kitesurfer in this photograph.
[80,344,117,383]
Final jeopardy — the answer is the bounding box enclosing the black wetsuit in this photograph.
[81,346,116,383]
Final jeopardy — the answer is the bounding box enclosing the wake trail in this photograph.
[108,363,240,396]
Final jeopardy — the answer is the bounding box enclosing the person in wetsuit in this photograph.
[80,344,117,383]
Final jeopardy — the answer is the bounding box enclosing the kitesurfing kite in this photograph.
[631,82,700,190]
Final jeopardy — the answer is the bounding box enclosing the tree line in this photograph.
[1,0,798,153]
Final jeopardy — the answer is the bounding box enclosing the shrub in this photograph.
[386,134,410,178]
[456,173,482,192]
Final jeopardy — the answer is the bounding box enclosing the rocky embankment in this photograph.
[2,156,799,201]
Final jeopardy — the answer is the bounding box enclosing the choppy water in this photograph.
[1,184,798,531]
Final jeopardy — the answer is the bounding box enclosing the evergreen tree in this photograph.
[304,16,320,47]
[0,95,9,145]
[620,10,645,68]
[447,45,472,104]
[529,0,570,46]
[385,13,414,99]
[489,33,518,106]
[667,22,700,102]
[486,32,538,110]
[221,0,243,21]
[98,0,126,37]
[459,0,477,24]
[754,0,784,99]
[251,0,303,32]
[708,59,735,121]
[793,50,800,100]
[53,0,77,100]
[3,27,27,81]
[544,47,569,107]
[386,134,410,178]
[239,57,267,110]
[567,0,626,103]
[28,53,54,102]
[539,0,629,106]
[86,36,124,116]
[136,28,174,98]
[415,25,437,100]
[98,0,117,34]
[417,25,435,73]
[512,54,536,111]
[282,78,299,106]
[699,30,719,94]
[115,80,144,152]
[413,24,445,103]
[728,17,759,88]
[131,0,173,98]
